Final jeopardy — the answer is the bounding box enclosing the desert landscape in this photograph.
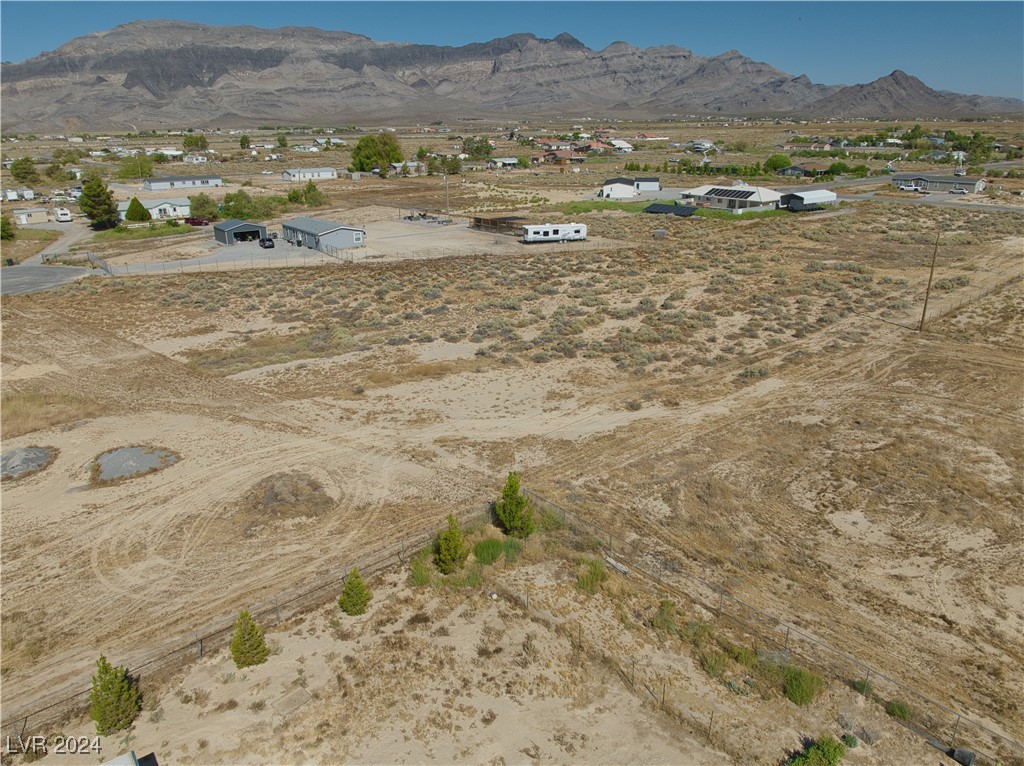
[2,123,1023,765]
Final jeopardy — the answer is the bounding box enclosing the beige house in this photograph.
[13,208,49,225]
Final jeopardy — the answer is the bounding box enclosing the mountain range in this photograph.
[1,20,1020,131]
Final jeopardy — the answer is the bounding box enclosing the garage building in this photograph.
[282,216,365,253]
[779,189,838,211]
[213,219,268,245]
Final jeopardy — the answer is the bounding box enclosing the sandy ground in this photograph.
[1,198,1022,764]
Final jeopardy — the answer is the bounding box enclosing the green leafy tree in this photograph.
[764,154,791,172]
[222,189,272,220]
[426,156,441,175]
[517,156,530,169]
[117,154,154,181]
[79,176,120,229]
[182,134,209,151]
[287,188,304,204]
[229,610,269,669]
[123,197,151,222]
[415,146,429,161]
[441,156,462,175]
[188,192,219,221]
[10,156,38,183]
[1,215,14,241]
[338,567,372,615]
[89,655,140,736]
[434,514,469,574]
[351,132,404,172]
[494,472,535,538]
[239,134,251,149]
[303,180,327,206]
[276,132,289,148]
[827,162,853,176]
[462,137,492,158]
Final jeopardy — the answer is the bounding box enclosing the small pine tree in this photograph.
[338,567,372,615]
[1,215,14,241]
[123,197,151,222]
[229,610,269,669]
[434,514,469,574]
[494,472,535,538]
[89,655,140,736]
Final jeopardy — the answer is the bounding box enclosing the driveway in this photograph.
[0,264,96,295]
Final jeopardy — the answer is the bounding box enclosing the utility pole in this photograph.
[919,232,941,332]
[444,173,450,220]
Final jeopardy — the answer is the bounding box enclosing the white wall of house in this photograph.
[601,182,636,199]
[282,168,338,181]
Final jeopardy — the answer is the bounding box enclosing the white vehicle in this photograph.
[522,223,587,243]
[53,207,73,223]
[898,183,924,192]
[948,186,969,195]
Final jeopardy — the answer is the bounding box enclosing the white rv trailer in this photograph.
[521,223,587,243]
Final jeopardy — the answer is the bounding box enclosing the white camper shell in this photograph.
[522,223,587,244]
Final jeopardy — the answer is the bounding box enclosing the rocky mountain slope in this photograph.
[1,21,1019,130]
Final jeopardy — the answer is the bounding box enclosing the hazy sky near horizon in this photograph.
[1,1,1022,99]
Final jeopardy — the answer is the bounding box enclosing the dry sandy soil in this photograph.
[1,195,1022,764]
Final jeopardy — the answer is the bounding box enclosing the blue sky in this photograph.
[1,1,1022,98]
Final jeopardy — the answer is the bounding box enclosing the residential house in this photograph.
[487,157,520,169]
[143,175,223,191]
[610,140,634,153]
[890,173,986,193]
[599,178,637,199]
[634,177,661,192]
[388,161,426,176]
[183,154,209,164]
[543,150,586,165]
[282,167,338,182]
[282,216,365,252]
[679,183,783,214]
[777,163,831,178]
[117,197,191,220]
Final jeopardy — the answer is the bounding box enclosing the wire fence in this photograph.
[521,489,1024,766]
[0,508,488,739]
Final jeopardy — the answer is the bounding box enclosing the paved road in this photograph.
[0,264,95,295]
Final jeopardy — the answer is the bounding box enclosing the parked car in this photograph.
[258,237,275,249]
[184,217,209,226]
[53,207,73,223]
[949,186,969,195]
[898,183,923,192]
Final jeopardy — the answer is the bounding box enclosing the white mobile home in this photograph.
[600,178,637,199]
[634,177,660,192]
[143,175,222,191]
[282,167,337,182]
[522,223,587,243]
[116,197,191,220]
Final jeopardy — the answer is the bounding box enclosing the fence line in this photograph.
[522,489,1023,766]
[0,508,488,738]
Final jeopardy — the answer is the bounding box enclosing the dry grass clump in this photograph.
[1,391,108,438]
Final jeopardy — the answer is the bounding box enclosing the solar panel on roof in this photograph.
[708,187,755,199]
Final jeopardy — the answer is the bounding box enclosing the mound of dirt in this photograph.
[238,471,333,519]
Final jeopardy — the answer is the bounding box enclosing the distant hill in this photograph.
[1,21,1020,130]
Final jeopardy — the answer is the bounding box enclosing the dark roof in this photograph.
[635,177,660,182]
[282,216,363,236]
[708,187,755,199]
[213,218,264,231]
[644,204,697,217]
[603,177,634,186]
[893,173,984,183]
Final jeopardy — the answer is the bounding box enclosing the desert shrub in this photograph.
[682,620,714,648]
[851,678,873,696]
[788,735,846,766]
[502,539,521,563]
[650,599,678,635]
[700,651,728,679]
[89,655,140,736]
[724,642,758,667]
[474,538,504,565]
[784,665,825,706]
[338,567,372,615]
[409,553,433,587]
[576,558,608,593]
[434,514,469,574]
[841,734,858,749]
[534,506,565,532]
[494,472,535,538]
[885,699,912,721]
[230,610,269,669]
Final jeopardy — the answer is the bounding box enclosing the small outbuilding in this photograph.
[634,177,661,192]
[281,216,365,253]
[780,189,838,211]
[13,208,48,225]
[213,218,268,245]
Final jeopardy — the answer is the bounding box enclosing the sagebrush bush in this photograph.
[788,735,845,766]
[886,699,912,721]
[576,558,608,593]
[700,651,728,679]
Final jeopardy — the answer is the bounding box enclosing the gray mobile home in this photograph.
[281,216,365,252]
